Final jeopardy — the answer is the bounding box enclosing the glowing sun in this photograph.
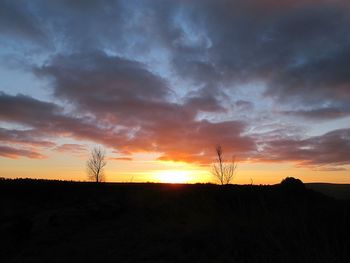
[155,170,191,184]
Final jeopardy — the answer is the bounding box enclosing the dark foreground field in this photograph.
[1,179,349,263]
[306,183,350,200]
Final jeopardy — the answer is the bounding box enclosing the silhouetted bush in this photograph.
[280,177,305,191]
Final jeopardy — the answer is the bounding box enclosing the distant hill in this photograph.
[306,183,350,199]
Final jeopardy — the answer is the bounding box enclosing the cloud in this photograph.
[35,51,172,117]
[0,92,126,152]
[0,145,45,159]
[109,157,133,161]
[0,83,254,163]
[0,92,63,126]
[3,0,350,109]
[150,0,350,108]
[311,166,347,172]
[1,0,350,171]
[33,50,254,163]
[0,0,47,45]
[55,144,87,155]
[256,128,350,169]
[235,100,254,111]
[281,107,350,120]
[0,127,55,147]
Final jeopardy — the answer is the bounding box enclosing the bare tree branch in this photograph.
[87,146,107,183]
[211,145,237,185]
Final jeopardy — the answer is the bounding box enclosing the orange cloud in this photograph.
[0,145,46,159]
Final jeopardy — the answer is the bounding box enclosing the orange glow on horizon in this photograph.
[153,170,192,184]
[1,153,350,184]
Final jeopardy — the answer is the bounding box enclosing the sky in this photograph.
[1,0,350,184]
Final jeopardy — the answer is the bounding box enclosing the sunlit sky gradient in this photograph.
[1,0,350,184]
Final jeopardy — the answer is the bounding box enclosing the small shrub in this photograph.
[280,177,305,191]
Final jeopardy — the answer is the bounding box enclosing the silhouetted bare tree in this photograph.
[87,147,107,183]
[211,145,237,185]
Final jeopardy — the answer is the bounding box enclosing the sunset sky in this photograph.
[1,0,350,184]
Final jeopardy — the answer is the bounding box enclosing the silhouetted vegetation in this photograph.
[211,145,237,185]
[0,178,349,262]
[87,146,107,183]
[280,177,305,191]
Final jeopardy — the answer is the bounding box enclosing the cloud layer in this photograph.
[1,0,350,171]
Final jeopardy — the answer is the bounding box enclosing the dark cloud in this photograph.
[154,0,350,106]
[35,51,171,114]
[282,107,350,120]
[0,0,47,45]
[35,51,197,130]
[0,92,62,125]
[0,128,55,147]
[3,0,350,108]
[256,128,350,169]
[235,100,254,111]
[0,92,126,150]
